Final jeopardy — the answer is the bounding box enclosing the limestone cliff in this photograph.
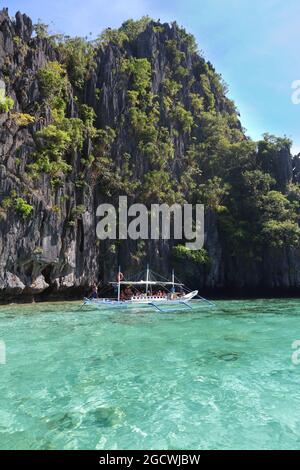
[1,9,300,300]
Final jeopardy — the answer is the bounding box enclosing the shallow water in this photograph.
[0,299,300,450]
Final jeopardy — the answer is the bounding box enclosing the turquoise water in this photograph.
[0,299,300,450]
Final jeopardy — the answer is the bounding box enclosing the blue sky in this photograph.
[5,0,300,153]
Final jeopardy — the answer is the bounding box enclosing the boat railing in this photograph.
[131,295,168,301]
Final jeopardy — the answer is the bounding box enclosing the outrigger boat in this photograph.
[83,266,215,312]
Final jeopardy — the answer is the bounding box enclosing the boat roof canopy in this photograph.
[109,281,184,286]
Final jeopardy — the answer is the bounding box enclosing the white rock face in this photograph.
[3,272,25,293]
[27,275,49,294]
[59,273,75,288]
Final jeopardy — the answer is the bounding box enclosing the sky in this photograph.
[4,0,300,154]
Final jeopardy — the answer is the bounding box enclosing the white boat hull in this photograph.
[83,291,214,312]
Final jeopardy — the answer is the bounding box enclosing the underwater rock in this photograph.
[217,352,240,362]
[88,406,125,428]
[46,412,78,431]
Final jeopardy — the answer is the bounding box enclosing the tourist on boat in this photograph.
[117,271,124,282]
[90,284,98,299]
[124,286,133,299]
[120,290,126,301]
[170,286,176,300]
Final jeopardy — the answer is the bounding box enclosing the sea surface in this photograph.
[0,299,300,450]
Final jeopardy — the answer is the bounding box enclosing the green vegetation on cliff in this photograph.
[1,11,299,289]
